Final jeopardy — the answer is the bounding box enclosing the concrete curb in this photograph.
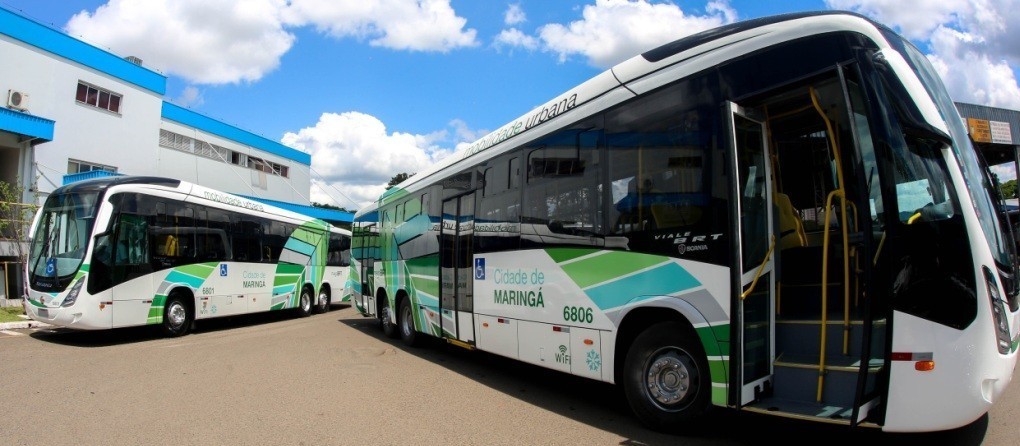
[0,317,52,330]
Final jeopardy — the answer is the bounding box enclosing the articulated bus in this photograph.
[351,11,1020,432]
[25,176,352,337]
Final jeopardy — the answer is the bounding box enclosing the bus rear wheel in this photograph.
[623,321,709,432]
[162,293,192,337]
[315,289,330,314]
[398,298,420,347]
[380,299,398,339]
[297,288,313,317]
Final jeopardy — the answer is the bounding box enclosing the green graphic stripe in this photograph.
[697,325,730,356]
[545,248,600,264]
[410,276,439,299]
[405,255,439,276]
[175,262,216,278]
[146,295,168,324]
[274,274,302,287]
[708,359,728,384]
[712,386,727,406]
[276,263,305,275]
[559,251,667,289]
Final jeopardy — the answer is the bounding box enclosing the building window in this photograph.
[158,129,290,178]
[68,159,117,174]
[76,81,122,113]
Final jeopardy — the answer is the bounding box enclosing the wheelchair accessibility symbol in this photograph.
[474,258,485,280]
[220,264,228,277]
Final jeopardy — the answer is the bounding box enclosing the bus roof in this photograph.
[53,175,333,228]
[357,10,882,219]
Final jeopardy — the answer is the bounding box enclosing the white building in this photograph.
[0,5,346,300]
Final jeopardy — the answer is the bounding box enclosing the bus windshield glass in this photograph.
[884,30,1014,269]
[29,191,101,289]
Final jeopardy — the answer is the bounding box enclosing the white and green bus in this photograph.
[352,11,1020,432]
[25,176,352,337]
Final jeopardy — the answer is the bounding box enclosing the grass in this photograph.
[0,305,26,323]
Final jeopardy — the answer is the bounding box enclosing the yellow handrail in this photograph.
[741,235,776,300]
[810,86,852,403]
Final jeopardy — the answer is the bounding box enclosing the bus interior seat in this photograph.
[775,193,806,250]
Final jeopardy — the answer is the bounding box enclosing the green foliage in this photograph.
[0,305,25,322]
[311,202,355,213]
[1000,179,1017,199]
[0,180,36,260]
[386,172,414,190]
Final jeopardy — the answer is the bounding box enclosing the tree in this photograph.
[386,172,414,190]
[311,202,356,213]
[1000,179,1018,199]
[0,180,36,304]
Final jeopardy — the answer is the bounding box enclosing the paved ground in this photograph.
[0,305,1018,445]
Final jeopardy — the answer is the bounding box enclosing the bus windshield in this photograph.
[884,30,1015,271]
[28,191,100,289]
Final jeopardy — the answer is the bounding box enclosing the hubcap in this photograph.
[401,305,412,336]
[168,302,186,328]
[645,350,693,408]
[301,293,310,312]
[319,292,329,311]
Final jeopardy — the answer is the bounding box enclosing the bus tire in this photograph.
[380,299,398,339]
[315,289,330,314]
[162,292,192,338]
[398,298,420,347]
[297,288,313,318]
[623,321,710,432]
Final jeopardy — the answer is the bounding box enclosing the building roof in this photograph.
[0,5,166,95]
[161,102,311,165]
[0,107,54,142]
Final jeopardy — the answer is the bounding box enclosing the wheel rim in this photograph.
[644,348,697,410]
[301,292,311,312]
[381,305,392,330]
[401,304,413,337]
[167,302,186,328]
[318,292,329,311]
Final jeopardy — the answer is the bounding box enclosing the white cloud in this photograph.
[824,0,968,40]
[505,4,526,26]
[283,0,478,52]
[825,0,1020,109]
[174,86,204,108]
[64,0,477,86]
[534,0,737,68]
[281,112,458,207]
[66,0,295,85]
[927,26,1020,109]
[495,28,539,51]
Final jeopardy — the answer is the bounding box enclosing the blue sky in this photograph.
[4,0,1020,207]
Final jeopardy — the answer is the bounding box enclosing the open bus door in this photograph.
[728,102,777,405]
[440,192,477,345]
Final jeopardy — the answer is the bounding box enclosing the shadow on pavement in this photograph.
[29,304,352,347]
[338,314,989,446]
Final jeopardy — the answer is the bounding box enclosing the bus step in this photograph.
[743,397,880,428]
[446,338,476,350]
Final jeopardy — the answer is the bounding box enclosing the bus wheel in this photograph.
[297,288,313,317]
[315,290,330,314]
[623,322,710,432]
[162,293,192,337]
[398,299,420,347]
[380,300,398,339]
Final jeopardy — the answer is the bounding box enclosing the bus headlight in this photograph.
[61,277,85,308]
[984,267,1011,354]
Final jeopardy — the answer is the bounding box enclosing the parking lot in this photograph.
[1,305,1017,445]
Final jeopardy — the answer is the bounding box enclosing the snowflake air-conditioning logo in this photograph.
[586,350,602,372]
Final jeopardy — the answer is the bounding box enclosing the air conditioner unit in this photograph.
[7,90,28,111]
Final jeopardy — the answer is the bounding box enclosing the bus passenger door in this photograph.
[728,102,777,405]
[440,194,476,344]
